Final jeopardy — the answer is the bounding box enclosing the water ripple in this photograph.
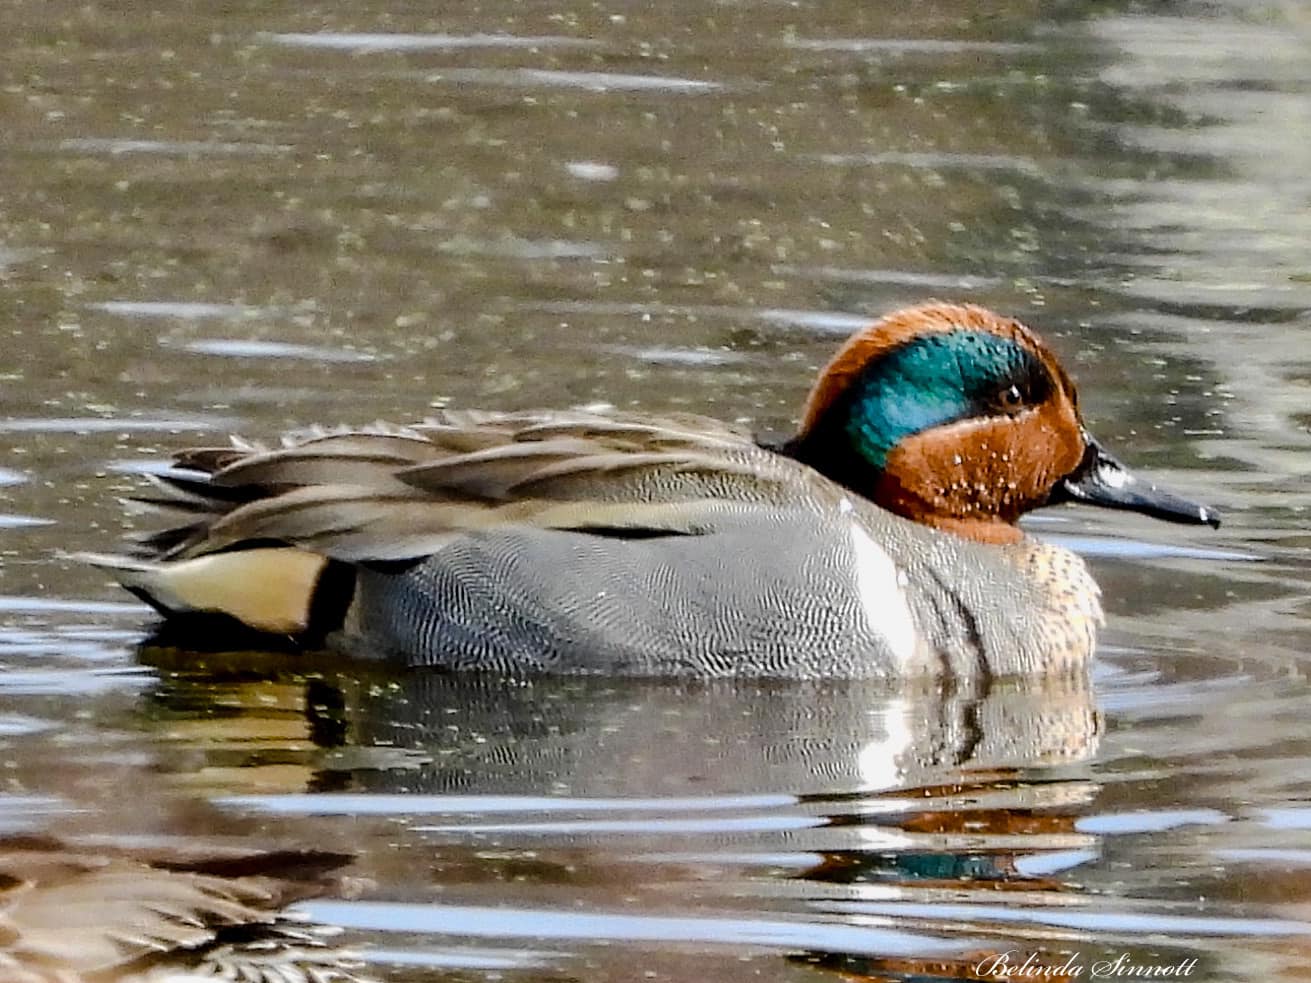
[786,38,1035,55]
[524,299,871,334]
[89,301,265,319]
[58,138,291,157]
[298,900,971,958]
[0,514,54,528]
[0,596,148,615]
[814,151,1047,175]
[216,792,796,816]
[177,339,377,362]
[813,900,1311,939]
[1076,808,1230,835]
[265,32,598,52]
[427,68,721,93]
[0,415,236,434]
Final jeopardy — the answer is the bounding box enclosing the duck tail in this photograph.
[77,547,348,637]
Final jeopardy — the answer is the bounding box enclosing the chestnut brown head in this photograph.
[787,303,1219,543]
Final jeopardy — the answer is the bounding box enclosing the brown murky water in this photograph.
[3,0,1311,980]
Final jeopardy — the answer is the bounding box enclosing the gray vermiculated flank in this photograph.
[342,498,1069,678]
[346,508,913,678]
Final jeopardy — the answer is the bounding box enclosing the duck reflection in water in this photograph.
[0,833,373,983]
[127,661,1104,981]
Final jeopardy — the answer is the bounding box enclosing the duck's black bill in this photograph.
[1051,433,1221,528]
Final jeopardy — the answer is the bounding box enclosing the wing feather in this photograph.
[116,408,782,563]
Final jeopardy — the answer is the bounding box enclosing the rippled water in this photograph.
[3,0,1311,980]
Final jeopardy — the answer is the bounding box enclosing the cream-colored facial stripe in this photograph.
[838,497,921,666]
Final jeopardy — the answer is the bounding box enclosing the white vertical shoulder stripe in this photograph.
[840,499,920,667]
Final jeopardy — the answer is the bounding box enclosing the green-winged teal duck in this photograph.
[86,302,1219,677]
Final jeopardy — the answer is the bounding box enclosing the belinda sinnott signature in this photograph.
[975,951,1200,979]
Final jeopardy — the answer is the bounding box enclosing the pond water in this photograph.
[3,0,1311,979]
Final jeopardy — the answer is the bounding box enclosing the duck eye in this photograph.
[997,383,1025,414]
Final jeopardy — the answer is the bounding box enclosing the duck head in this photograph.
[785,302,1220,544]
